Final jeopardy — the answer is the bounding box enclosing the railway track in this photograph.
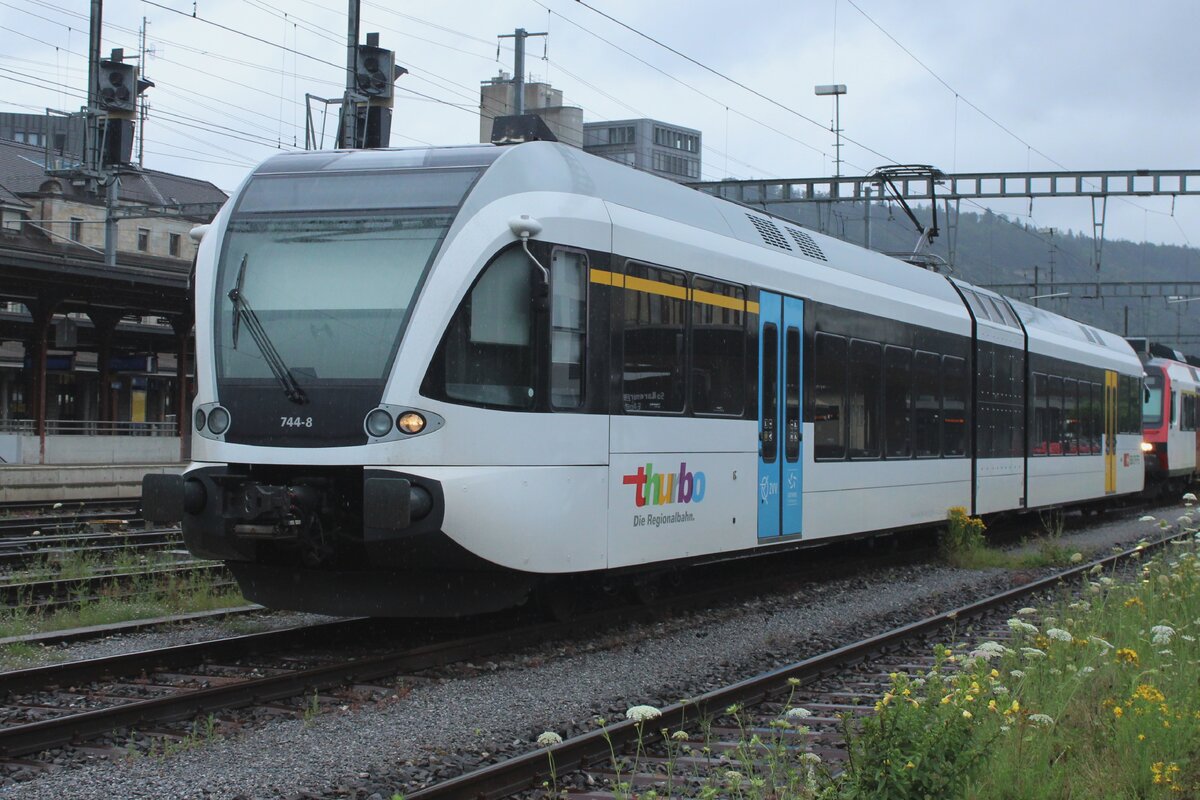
[0,538,945,763]
[0,499,142,539]
[0,561,231,614]
[395,533,1177,800]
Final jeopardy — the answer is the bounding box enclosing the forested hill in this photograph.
[766,200,1200,350]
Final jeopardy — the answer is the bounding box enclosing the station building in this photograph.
[0,133,226,464]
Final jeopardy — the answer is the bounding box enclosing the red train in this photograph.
[1130,339,1200,494]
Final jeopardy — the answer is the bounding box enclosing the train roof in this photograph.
[1007,297,1141,373]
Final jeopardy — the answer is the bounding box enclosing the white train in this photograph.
[143,129,1145,616]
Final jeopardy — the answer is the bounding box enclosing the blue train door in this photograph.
[758,292,804,538]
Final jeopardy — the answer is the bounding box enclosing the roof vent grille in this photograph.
[785,226,827,261]
[746,214,791,251]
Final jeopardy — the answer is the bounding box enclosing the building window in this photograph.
[69,217,83,242]
[137,227,150,252]
[653,127,698,153]
[607,125,635,145]
[651,152,700,178]
[169,232,181,257]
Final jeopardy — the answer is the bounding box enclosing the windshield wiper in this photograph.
[230,253,247,348]
[227,269,308,405]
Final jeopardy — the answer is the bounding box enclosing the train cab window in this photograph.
[847,339,881,459]
[883,345,913,458]
[913,350,941,457]
[942,355,967,457]
[691,277,746,415]
[550,249,587,409]
[1143,371,1163,427]
[813,333,847,460]
[434,247,536,409]
[622,263,686,413]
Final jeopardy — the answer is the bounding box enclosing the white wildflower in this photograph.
[1159,649,1174,656]
[1046,628,1073,642]
[1017,607,1038,616]
[1151,625,1176,645]
[724,770,744,782]
[1089,636,1114,652]
[785,707,812,721]
[1068,601,1091,611]
[1028,714,1054,727]
[1100,576,1115,586]
[1070,552,1084,563]
[1080,666,1095,676]
[625,705,662,723]
[799,752,822,766]
[1179,516,1194,527]
[1009,669,1026,679]
[969,641,1006,660]
[1008,618,1039,635]
[537,731,562,747]
[1139,515,1157,522]
[1181,635,1196,643]
[52,502,63,509]
[1183,493,1197,503]
[1021,647,1047,660]
[993,685,1009,695]
[671,730,689,741]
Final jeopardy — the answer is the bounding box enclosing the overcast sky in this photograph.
[2,0,1197,254]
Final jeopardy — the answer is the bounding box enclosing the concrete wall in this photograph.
[0,433,182,465]
[0,461,183,503]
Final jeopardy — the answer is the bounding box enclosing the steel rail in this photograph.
[0,543,932,759]
[402,535,1177,800]
[0,563,227,609]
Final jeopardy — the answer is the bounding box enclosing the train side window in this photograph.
[435,247,536,409]
[962,290,993,322]
[883,345,912,458]
[847,339,882,459]
[784,327,801,462]
[1064,378,1079,455]
[1032,372,1048,456]
[814,333,847,460]
[622,262,687,413]
[985,296,1013,328]
[913,350,941,458]
[1117,375,1130,433]
[1130,378,1143,433]
[692,276,746,416]
[1171,390,1177,427]
[761,324,778,463]
[550,249,587,409]
[1048,376,1064,455]
[942,355,967,457]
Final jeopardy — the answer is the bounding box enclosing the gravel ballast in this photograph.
[0,510,1166,799]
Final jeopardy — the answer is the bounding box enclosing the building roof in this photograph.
[0,137,227,207]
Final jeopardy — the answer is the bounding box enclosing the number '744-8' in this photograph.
[280,416,313,428]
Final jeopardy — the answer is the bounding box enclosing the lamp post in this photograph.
[814,83,847,177]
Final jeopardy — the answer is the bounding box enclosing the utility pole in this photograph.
[137,16,148,167]
[338,0,359,148]
[87,0,103,172]
[498,28,547,115]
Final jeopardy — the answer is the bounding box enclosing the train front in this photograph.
[142,146,538,616]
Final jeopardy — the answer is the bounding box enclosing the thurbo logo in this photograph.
[622,462,706,508]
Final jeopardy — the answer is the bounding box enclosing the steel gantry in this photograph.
[689,168,1200,271]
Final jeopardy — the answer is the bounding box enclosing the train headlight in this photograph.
[207,406,231,435]
[365,408,393,437]
[397,412,426,435]
[1141,441,1154,453]
[194,408,206,432]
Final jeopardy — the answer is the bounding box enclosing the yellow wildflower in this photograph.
[904,761,915,770]
[1116,648,1140,665]
[962,710,973,719]
[1113,706,1123,718]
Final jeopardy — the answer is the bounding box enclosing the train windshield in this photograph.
[1143,370,1164,427]
[213,169,476,385]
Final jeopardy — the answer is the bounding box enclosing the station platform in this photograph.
[0,462,184,504]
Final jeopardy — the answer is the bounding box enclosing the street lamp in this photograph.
[814,83,847,177]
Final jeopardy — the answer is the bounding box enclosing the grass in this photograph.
[940,506,1080,570]
[0,568,247,668]
[566,502,1199,799]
